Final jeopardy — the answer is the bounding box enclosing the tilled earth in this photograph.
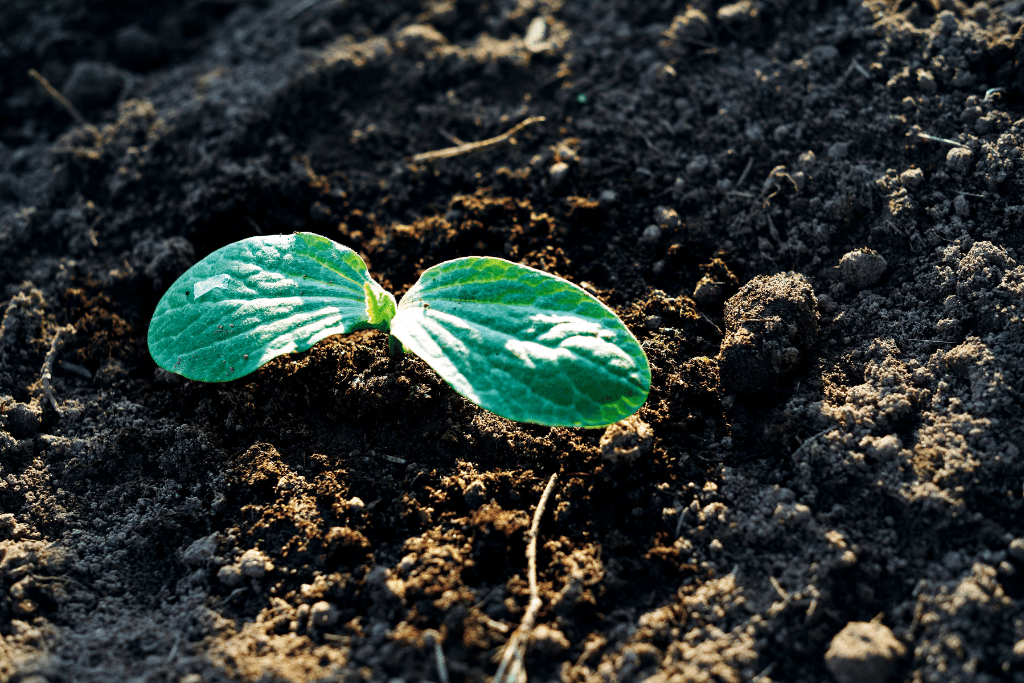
[2,1,1024,681]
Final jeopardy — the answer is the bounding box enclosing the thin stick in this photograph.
[284,0,325,21]
[28,69,95,134]
[437,128,466,146]
[41,325,75,416]
[165,633,182,663]
[837,60,871,86]
[424,630,451,683]
[984,87,1006,102]
[0,298,15,369]
[409,116,546,163]
[752,662,778,682]
[0,297,18,344]
[493,473,558,682]
[735,157,754,189]
[914,131,968,149]
[698,311,723,336]
[791,427,829,460]
[674,506,687,538]
[243,214,265,235]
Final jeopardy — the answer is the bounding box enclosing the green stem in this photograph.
[388,334,404,359]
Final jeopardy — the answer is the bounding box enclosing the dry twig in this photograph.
[735,157,754,189]
[790,427,829,460]
[0,297,18,347]
[409,116,546,163]
[913,130,968,149]
[41,325,76,416]
[493,472,558,682]
[424,630,451,683]
[28,69,98,137]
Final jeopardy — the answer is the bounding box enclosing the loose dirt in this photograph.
[2,1,1024,681]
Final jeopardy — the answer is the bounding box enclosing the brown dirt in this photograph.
[2,1,1024,681]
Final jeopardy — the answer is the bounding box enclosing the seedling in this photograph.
[147,233,650,427]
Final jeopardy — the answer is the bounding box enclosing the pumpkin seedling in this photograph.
[147,233,650,427]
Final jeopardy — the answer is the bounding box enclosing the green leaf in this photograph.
[390,257,650,427]
[148,233,395,382]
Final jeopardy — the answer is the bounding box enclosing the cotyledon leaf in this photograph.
[148,233,395,382]
[389,256,650,427]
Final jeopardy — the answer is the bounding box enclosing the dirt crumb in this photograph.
[717,273,819,395]
[600,414,654,463]
[839,248,888,290]
[824,621,906,683]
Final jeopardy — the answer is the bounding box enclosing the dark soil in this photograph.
[3,1,1024,682]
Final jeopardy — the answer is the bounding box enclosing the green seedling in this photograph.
[147,232,650,427]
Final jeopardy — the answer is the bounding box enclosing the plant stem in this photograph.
[388,334,404,359]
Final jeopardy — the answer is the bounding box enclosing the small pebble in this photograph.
[839,248,887,290]
[598,189,617,205]
[62,61,128,110]
[600,415,654,463]
[530,624,570,655]
[664,8,711,44]
[824,621,906,683]
[899,168,924,188]
[816,293,838,315]
[644,315,662,330]
[524,16,549,53]
[239,549,271,579]
[94,358,130,387]
[217,564,243,587]
[945,147,973,175]
[953,194,970,218]
[463,478,488,509]
[426,0,457,25]
[3,402,40,439]
[685,154,709,176]
[654,205,680,230]
[716,0,759,39]
[114,25,162,68]
[394,24,449,57]
[639,225,662,244]
[936,9,958,32]
[182,533,220,567]
[324,526,372,565]
[916,68,937,93]
[717,272,819,395]
[693,276,726,306]
[859,434,900,461]
[549,161,570,184]
[19,676,50,683]
[797,150,817,168]
[308,600,340,629]
[827,142,850,160]
[294,603,310,629]
[1008,538,1024,563]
